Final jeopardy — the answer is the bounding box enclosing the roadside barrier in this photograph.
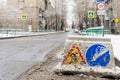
[86,26,104,37]
[79,26,104,37]
[55,35,120,78]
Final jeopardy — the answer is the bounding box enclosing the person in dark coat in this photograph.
[79,23,83,30]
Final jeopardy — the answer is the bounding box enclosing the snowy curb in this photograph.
[57,51,64,59]
[54,62,120,79]
[0,31,65,39]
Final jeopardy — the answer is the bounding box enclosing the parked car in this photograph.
[74,29,79,33]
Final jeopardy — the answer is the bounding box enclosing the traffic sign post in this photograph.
[88,11,95,18]
[99,15,104,26]
[20,14,28,21]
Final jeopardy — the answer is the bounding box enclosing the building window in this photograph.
[18,0,24,9]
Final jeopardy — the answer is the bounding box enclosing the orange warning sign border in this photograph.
[62,43,86,64]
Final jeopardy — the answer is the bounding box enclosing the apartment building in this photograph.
[7,0,38,31]
[7,0,58,31]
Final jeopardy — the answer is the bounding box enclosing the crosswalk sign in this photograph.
[62,44,86,64]
[21,14,28,20]
[88,11,95,18]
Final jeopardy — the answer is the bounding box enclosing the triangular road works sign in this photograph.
[62,44,86,64]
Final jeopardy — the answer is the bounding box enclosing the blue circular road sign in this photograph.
[96,0,105,2]
[86,44,110,67]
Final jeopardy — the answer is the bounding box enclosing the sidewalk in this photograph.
[0,31,64,39]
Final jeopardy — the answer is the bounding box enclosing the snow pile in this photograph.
[0,34,21,38]
[105,35,120,61]
[55,62,120,78]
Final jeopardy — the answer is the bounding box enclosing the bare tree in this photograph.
[0,4,22,29]
[43,0,66,31]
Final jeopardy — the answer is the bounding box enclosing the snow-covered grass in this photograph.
[0,32,56,38]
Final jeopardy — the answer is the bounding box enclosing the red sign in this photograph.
[96,2,106,10]
[62,44,86,64]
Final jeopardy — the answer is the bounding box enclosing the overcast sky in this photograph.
[0,0,7,3]
[0,0,7,7]
[66,0,75,25]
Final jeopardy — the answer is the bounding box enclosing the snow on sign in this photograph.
[96,2,106,10]
[62,44,86,64]
[86,44,110,67]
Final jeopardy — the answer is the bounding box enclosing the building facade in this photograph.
[7,0,38,31]
[7,0,57,31]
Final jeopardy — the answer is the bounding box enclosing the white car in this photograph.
[74,29,79,33]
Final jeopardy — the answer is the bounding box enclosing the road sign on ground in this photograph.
[96,2,106,10]
[86,44,110,67]
[114,18,120,23]
[88,11,95,18]
[21,14,28,20]
[62,44,86,64]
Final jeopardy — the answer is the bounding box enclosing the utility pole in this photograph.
[29,1,33,32]
[115,0,118,27]
[55,0,58,31]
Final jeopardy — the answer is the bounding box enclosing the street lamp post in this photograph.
[55,0,57,31]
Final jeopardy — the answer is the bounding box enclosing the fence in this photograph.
[85,26,104,37]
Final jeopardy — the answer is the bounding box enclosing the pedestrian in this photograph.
[79,23,83,30]
[87,21,90,28]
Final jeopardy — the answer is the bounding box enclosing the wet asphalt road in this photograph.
[0,32,71,80]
